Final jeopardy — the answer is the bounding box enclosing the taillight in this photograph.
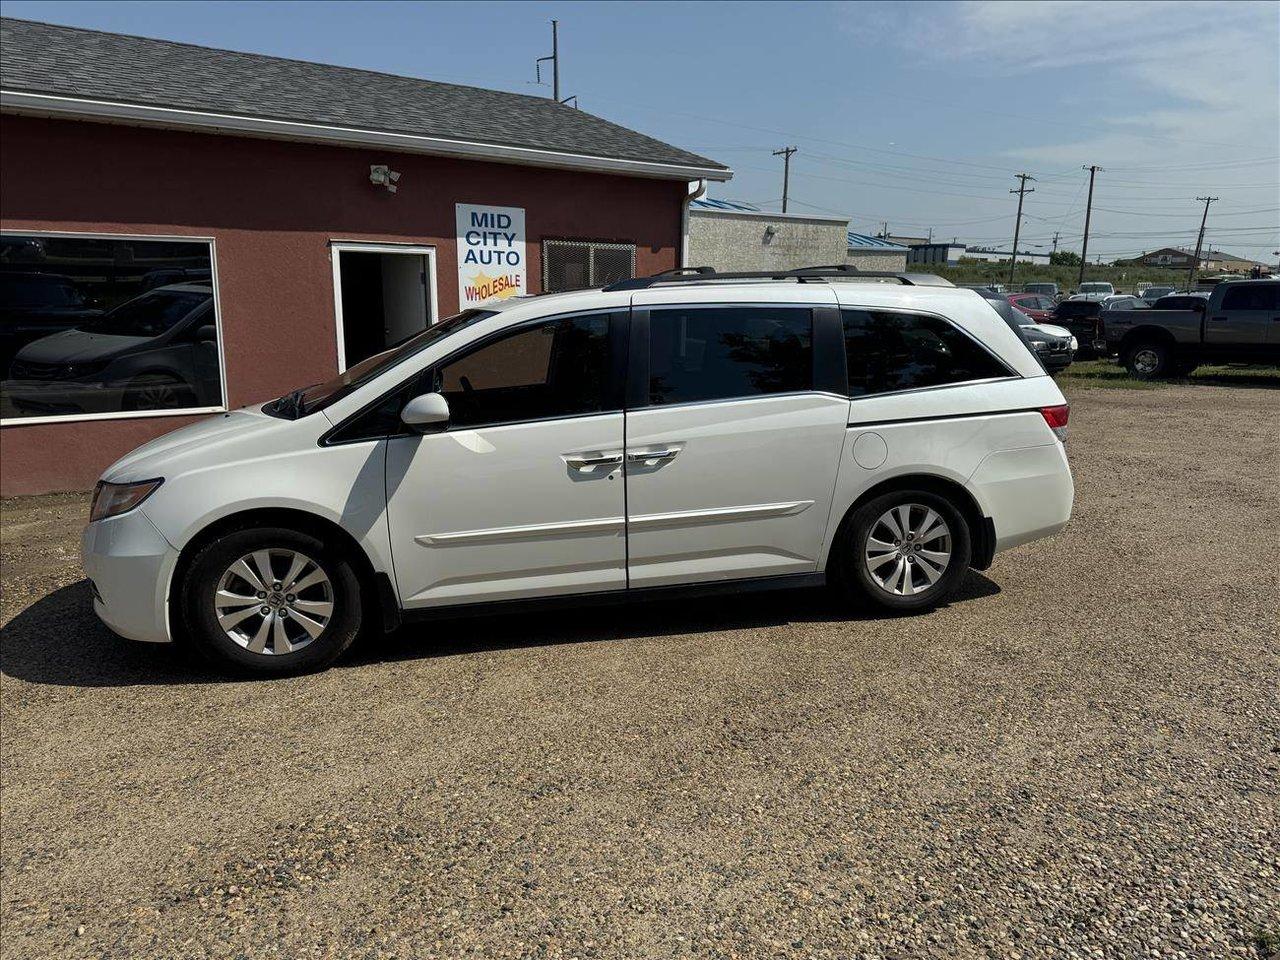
[1041,404,1069,442]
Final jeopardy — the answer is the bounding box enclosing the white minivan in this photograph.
[82,267,1073,675]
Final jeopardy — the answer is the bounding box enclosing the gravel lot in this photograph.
[2,383,1277,960]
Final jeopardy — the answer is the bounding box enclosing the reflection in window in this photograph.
[0,235,222,419]
[648,307,813,405]
[842,310,1010,396]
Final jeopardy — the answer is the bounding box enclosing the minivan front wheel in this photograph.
[834,490,971,613]
[180,527,363,675]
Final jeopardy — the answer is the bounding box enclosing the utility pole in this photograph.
[1051,231,1060,255]
[1008,173,1035,286]
[773,146,797,213]
[1078,165,1101,289]
[535,20,560,101]
[927,227,934,243]
[1187,196,1218,288]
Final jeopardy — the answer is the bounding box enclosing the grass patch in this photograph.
[1057,359,1280,391]
[1253,929,1280,959]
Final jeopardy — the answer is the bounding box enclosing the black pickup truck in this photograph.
[1102,279,1280,378]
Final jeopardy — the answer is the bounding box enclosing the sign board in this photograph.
[455,203,527,307]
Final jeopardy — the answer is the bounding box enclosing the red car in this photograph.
[1006,292,1056,321]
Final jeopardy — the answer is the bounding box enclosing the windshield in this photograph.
[1055,301,1101,318]
[2,275,85,308]
[1079,283,1112,293]
[82,289,208,336]
[272,309,497,418]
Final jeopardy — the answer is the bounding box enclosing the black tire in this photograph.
[831,489,972,614]
[1123,340,1175,380]
[178,526,363,676]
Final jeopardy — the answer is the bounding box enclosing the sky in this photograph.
[5,0,1279,263]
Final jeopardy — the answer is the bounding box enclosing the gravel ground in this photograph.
[2,384,1277,960]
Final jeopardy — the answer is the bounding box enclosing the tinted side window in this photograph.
[647,306,813,405]
[842,309,1011,397]
[433,313,613,428]
[1221,284,1279,311]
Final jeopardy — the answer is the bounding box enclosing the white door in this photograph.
[625,304,849,588]
[386,311,626,608]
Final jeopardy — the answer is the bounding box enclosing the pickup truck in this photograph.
[1103,279,1280,378]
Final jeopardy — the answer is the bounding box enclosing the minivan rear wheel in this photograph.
[833,490,972,613]
[179,527,363,675]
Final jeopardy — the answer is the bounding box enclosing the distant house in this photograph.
[846,233,909,271]
[1120,247,1270,274]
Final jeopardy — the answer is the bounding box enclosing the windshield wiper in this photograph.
[271,385,312,420]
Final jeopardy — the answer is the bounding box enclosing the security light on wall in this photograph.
[763,224,778,244]
[370,165,401,193]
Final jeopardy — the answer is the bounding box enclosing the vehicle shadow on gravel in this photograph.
[0,580,226,687]
[0,575,1001,686]
[350,573,1003,668]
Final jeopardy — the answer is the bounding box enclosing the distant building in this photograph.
[958,247,1052,266]
[907,242,968,266]
[688,199,848,273]
[846,233,909,271]
[905,243,1048,267]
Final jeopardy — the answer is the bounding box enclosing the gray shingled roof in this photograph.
[0,17,728,174]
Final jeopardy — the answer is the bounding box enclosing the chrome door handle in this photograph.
[627,448,680,462]
[565,453,623,468]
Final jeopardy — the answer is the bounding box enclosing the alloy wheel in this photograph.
[213,549,333,655]
[1131,348,1161,375]
[863,503,952,597]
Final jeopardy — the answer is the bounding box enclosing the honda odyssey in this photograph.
[82,267,1074,675]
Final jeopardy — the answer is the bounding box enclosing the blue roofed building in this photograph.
[846,233,910,271]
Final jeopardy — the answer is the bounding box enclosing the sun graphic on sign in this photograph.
[469,271,521,300]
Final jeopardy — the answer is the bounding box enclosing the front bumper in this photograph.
[81,508,177,643]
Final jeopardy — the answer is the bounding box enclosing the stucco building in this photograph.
[686,200,848,273]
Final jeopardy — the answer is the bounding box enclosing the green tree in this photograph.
[1050,250,1082,267]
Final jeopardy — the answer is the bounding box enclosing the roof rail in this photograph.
[603,265,953,292]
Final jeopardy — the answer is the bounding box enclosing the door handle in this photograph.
[627,447,680,463]
[564,452,623,468]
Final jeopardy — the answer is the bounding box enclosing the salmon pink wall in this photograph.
[0,115,684,494]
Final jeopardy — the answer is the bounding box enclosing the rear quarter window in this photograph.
[841,309,1012,397]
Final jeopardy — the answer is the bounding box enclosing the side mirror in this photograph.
[195,324,217,342]
[400,392,450,434]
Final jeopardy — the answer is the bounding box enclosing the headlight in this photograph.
[1070,337,1079,351]
[1031,340,1049,352]
[90,479,163,522]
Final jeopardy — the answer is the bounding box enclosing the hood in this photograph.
[1030,322,1072,339]
[103,406,284,482]
[16,327,147,363]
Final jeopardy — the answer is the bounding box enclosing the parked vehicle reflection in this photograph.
[3,283,220,417]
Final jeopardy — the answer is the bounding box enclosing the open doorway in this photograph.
[331,243,438,371]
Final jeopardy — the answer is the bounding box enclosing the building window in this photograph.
[0,234,223,423]
[542,239,635,293]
